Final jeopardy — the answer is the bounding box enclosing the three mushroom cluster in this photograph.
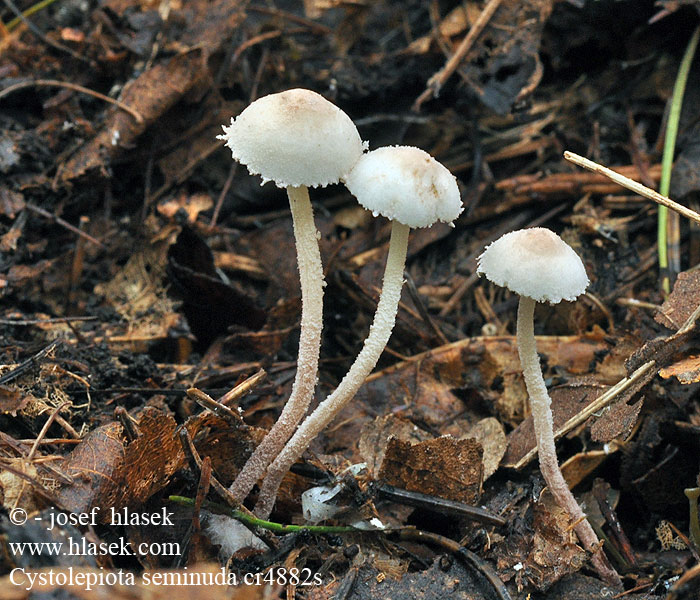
[217,89,619,584]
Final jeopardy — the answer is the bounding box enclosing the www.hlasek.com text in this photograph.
[8,534,180,558]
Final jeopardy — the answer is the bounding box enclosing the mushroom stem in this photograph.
[229,185,324,502]
[516,296,621,586]
[253,221,411,518]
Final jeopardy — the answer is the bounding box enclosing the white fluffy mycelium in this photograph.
[476,227,589,304]
[344,146,463,227]
[218,88,366,188]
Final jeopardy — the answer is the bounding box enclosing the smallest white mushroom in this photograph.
[477,227,620,586]
[253,146,463,518]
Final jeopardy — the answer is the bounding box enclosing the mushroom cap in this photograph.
[218,88,366,188]
[476,228,589,303]
[344,146,463,228]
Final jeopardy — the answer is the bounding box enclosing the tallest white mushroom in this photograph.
[218,89,366,503]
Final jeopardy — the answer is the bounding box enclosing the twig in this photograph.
[413,0,505,112]
[52,414,80,439]
[512,359,655,470]
[0,339,63,385]
[0,79,143,123]
[186,387,245,426]
[26,401,70,461]
[209,163,236,230]
[114,406,140,442]
[219,368,267,406]
[25,203,106,248]
[1,0,89,63]
[14,438,81,445]
[66,215,89,310]
[563,151,700,225]
[248,5,332,35]
[0,459,66,507]
[397,528,513,600]
[403,272,450,345]
[192,457,212,532]
[582,292,615,333]
[374,483,505,527]
[592,479,637,567]
[0,316,97,325]
[667,563,700,600]
[230,30,281,68]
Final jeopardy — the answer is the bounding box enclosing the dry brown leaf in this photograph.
[405,4,470,54]
[461,417,507,480]
[590,398,643,442]
[117,409,185,506]
[358,414,433,477]
[57,408,184,519]
[185,411,264,485]
[302,0,342,19]
[56,421,126,520]
[480,335,609,424]
[655,269,700,330]
[0,186,25,218]
[560,448,617,490]
[0,386,29,415]
[526,489,587,590]
[94,219,182,350]
[322,335,608,466]
[0,460,41,514]
[503,377,605,469]
[378,435,483,504]
[60,51,208,181]
[659,355,700,384]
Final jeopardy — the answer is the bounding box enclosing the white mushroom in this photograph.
[477,227,620,586]
[218,89,366,503]
[254,146,463,518]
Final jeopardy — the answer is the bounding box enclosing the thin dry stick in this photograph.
[26,401,70,461]
[186,388,244,426]
[209,163,236,230]
[0,80,144,123]
[563,151,700,225]
[413,0,505,112]
[219,369,266,406]
[12,401,70,512]
[25,203,106,248]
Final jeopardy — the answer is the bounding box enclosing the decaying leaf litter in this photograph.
[1,0,700,598]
